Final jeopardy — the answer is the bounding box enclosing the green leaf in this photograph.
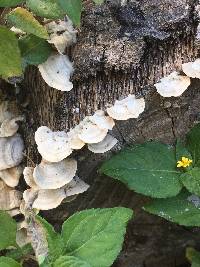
[186,248,200,267]
[0,257,21,267]
[100,142,182,198]
[53,256,91,267]
[62,208,133,267]
[6,244,33,262]
[176,139,192,163]
[186,124,200,166]
[180,168,200,196]
[0,211,17,250]
[0,0,25,7]
[18,34,52,67]
[7,7,48,39]
[144,190,200,226]
[58,0,82,26]
[0,26,22,79]
[26,0,65,19]
[93,0,104,4]
[36,216,64,264]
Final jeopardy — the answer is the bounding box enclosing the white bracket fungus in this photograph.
[33,158,77,189]
[0,180,22,211]
[107,94,145,120]
[88,134,118,153]
[0,134,24,171]
[46,19,77,54]
[38,54,74,91]
[154,71,191,97]
[0,165,23,187]
[35,126,72,162]
[182,59,200,79]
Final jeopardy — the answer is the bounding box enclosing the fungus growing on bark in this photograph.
[0,180,22,211]
[182,59,200,79]
[107,94,145,120]
[38,54,74,91]
[88,134,118,153]
[0,134,24,170]
[0,165,22,187]
[23,163,89,210]
[154,71,191,97]
[46,19,77,54]
[33,158,77,189]
[78,117,108,144]
[89,110,115,130]
[35,126,72,162]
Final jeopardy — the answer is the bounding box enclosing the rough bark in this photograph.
[2,0,200,266]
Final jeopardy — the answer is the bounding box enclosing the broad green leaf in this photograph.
[36,216,64,263]
[100,142,182,198]
[6,244,33,262]
[93,0,104,4]
[0,257,21,267]
[180,168,200,196]
[0,211,17,250]
[176,139,192,163]
[18,34,52,67]
[62,208,133,267]
[186,124,200,166]
[144,190,200,226]
[186,247,200,267]
[53,256,91,267]
[7,7,48,39]
[0,0,25,7]
[26,0,64,19]
[58,0,82,26]
[0,26,22,79]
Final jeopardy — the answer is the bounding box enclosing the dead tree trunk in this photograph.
[2,0,200,266]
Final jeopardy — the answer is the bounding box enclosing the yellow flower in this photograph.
[177,157,193,168]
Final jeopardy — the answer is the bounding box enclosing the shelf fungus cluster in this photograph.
[154,58,200,97]
[45,19,77,54]
[154,71,191,97]
[0,101,24,216]
[38,18,76,91]
[107,94,145,120]
[27,95,146,209]
[23,158,89,211]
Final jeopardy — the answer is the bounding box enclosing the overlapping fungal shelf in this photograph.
[0,101,24,216]
[38,18,76,91]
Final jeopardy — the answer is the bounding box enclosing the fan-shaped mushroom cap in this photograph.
[0,180,22,210]
[78,117,108,144]
[89,110,115,130]
[64,176,89,197]
[0,116,24,137]
[33,189,66,210]
[38,54,74,91]
[0,165,22,187]
[107,95,145,120]
[182,59,200,78]
[33,158,77,189]
[67,127,85,149]
[35,126,72,162]
[88,134,118,153]
[46,19,77,54]
[0,134,24,170]
[23,167,38,189]
[154,71,191,97]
